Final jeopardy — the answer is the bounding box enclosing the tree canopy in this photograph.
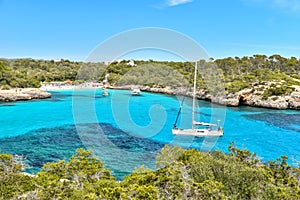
[0,144,299,199]
[1,55,299,98]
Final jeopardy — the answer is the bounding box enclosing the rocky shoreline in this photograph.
[212,88,300,110]
[110,85,300,110]
[1,85,299,110]
[0,88,51,102]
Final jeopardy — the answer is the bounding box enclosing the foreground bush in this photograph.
[0,144,299,199]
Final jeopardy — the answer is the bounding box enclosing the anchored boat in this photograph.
[172,62,224,137]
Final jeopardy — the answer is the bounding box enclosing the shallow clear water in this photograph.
[0,89,299,179]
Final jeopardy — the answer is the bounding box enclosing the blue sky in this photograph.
[0,0,300,61]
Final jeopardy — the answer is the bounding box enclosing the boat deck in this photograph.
[172,128,223,137]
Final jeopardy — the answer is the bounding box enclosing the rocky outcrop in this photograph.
[110,84,300,110]
[286,91,300,109]
[243,95,287,109]
[211,88,300,110]
[0,88,51,102]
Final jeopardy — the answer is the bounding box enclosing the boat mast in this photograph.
[192,61,197,130]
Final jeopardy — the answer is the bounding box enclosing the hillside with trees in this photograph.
[0,145,299,199]
[0,55,300,108]
[1,55,299,89]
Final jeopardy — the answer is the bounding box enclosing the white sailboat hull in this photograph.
[172,62,224,137]
[172,128,223,137]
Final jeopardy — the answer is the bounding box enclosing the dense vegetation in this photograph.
[0,55,300,97]
[0,144,299,199]
[0,59,82,88]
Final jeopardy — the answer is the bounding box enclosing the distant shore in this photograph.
[0,88,51,102]
[40,82,102,91]
[42,84,300,110]
[1,84,299,110]
[109,85,300,110]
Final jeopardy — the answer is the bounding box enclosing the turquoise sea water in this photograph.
[0,89,299,179]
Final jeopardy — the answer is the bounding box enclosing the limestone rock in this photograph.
[287,91,300,109]
[112,84,300,110]
[0,88,51,102]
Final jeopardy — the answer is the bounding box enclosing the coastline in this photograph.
[2,84,299,110]
[109,85,300,110]
[0,88,51,102]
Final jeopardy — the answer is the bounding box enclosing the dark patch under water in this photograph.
[242,113,300,132]
[0,123,164,179]
[0,103,15,107]
[44,91,74,102]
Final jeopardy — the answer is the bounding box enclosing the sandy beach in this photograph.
[40,82,103,91]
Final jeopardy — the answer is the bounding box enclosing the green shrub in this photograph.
[0,85,10,90]
[263,85,294,99]
[1,145,299,199]
[226,80,250,93]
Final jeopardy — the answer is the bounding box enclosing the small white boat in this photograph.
[102,74,109,96]
[102,89,109,96]
[131,86,141,96]
[172,62,224,137]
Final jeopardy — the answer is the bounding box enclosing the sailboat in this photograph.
[172,62,224,137]
[103,89,109,96]
[102,74,109,96]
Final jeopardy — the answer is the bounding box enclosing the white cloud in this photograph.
[167,0,193,7]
